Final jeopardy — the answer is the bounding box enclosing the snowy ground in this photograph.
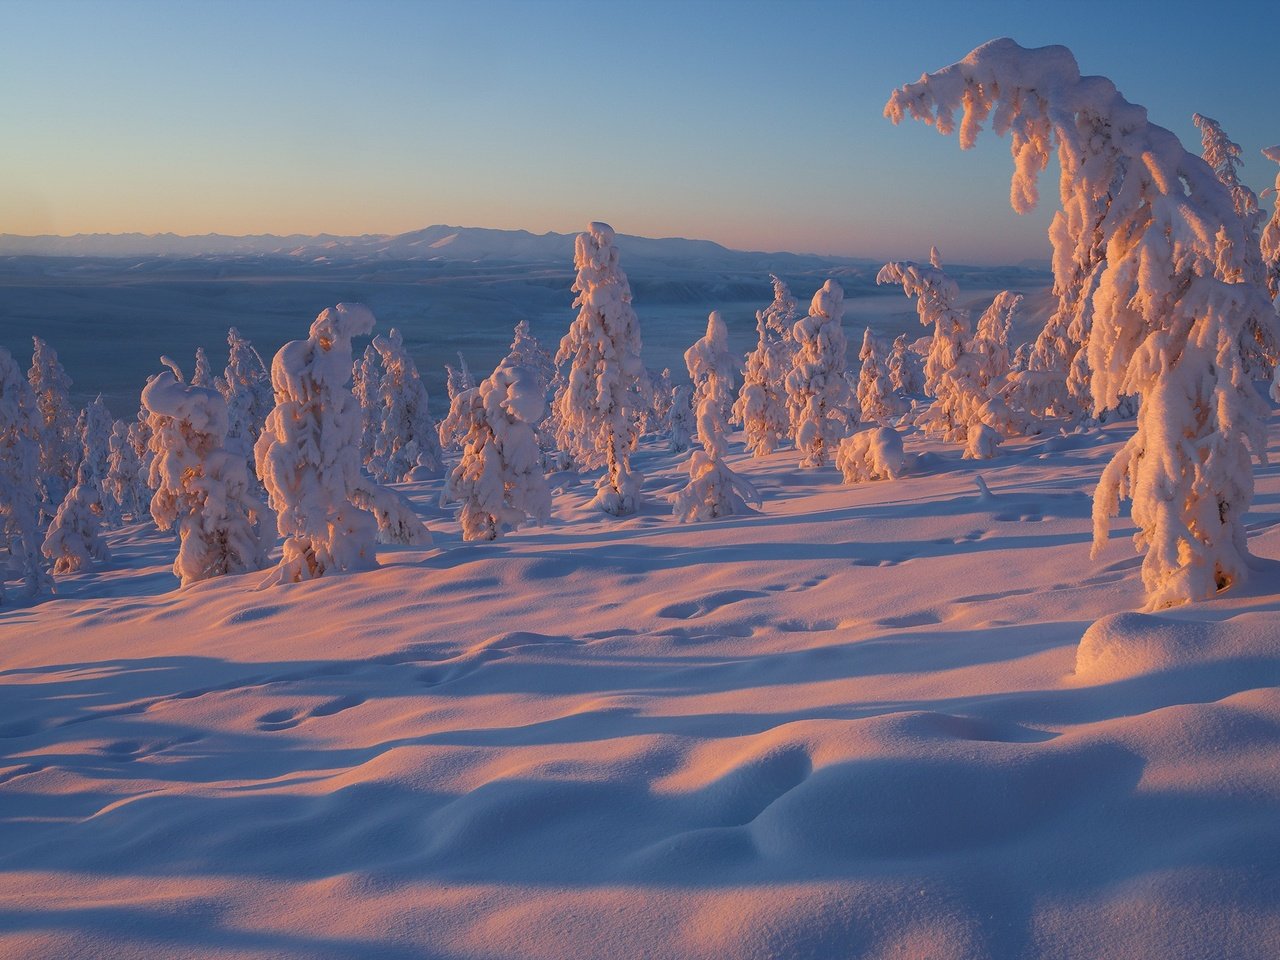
[3,408,1279,959]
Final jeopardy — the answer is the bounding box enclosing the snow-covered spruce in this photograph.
[439,357,551,541]
[669,382,694,453]
[143,372,274,587]
[552,222,647,515]
[1263,146,1280,297]
[1195,114,1276,374]
[42,461,110,575]
[369,327,444,482]
[971,291,1020,389]
[506,319,555,396]
[77,395,122,528]
[734,275,797,456]
[836,425,905,483]
[445,352,475,403]
[216,327,274,485]
[887,332,923,395]
[785,279,853,467]
[105,419,148,520]
[674,312,759,521]
[877,252,996,444]
[190,346,215,388]
[641,367,674,437]
[255,303,430,585]
[886,38,1272,606]
[352,343,381,466]
[0,347,52,601]
[27,337,79,515]
[856,327,899,425]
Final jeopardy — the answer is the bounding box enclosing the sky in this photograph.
[2,0,1276,264]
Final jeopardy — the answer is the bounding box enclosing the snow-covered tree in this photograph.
[641,367,673,437]
[255,303,430,584]
[669,382,694,453]
[368,327,444,482]
[27,337,78,514]
[785,279,853,467]
[105,420,148,520]
[131,403,156,490]
[42,461,110,575]
[971,291,1021,387]
[352,343,381,466]
[439,357,551,541]
[856,327,899,424]
[77,396,121,527]
[886,38,1273,606]
[877,253,988,442]
[734,275,797,456]
[674,312,759,521]
[1194,114,1276,373]
[143,372,274,587]
[1263,146,1280,305]
[552,222,647,515]
[191,347,215,388]
[506,319,555,395]
[216,327,274,483]
[0,347,51,601]
[887,333,923,395]
[445,352,475,403]
[836,426,905,483]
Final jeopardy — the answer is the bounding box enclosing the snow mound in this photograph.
[1076,610,1280,683]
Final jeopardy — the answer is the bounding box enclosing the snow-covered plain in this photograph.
[3,393,1279,958]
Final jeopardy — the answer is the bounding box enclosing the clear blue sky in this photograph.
[2,0,1275,263]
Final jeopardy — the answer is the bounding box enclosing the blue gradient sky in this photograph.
[2,0,1275,263]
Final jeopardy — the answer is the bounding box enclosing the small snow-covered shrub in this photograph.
[963,422,1002,460]
[836,426,905,483]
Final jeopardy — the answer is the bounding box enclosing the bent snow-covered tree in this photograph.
[144,372,275,587]
[439,357,552,541]
[674,312,759,521]
[885,38,1272,606]
[553,222,646,515]
[734,275,797,456]
[785,279,853,467]
[255,303,430,584]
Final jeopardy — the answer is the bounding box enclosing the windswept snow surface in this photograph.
[2,408,1280,959]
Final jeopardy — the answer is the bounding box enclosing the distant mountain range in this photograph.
[0,224,1051,273]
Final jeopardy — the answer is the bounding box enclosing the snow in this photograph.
[3,406,1280,958]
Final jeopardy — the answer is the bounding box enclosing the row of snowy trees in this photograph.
[8,73,1280,609]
